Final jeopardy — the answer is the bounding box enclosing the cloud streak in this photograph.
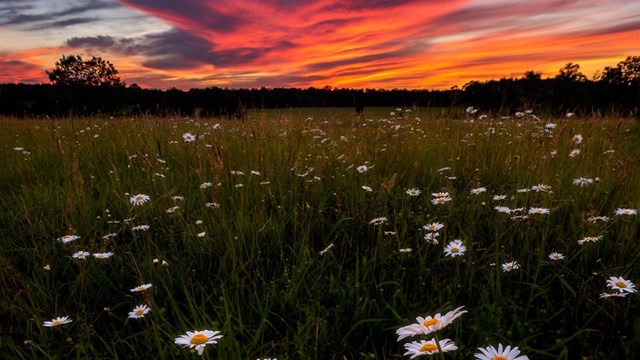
[1,0,639,89]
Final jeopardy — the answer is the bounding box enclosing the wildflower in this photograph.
[205,202,221,208]
[200,182,213,189]
[102,233,117,240]
[606,276,637,294]
[43,316,72,327]
[516,188,530,193]
[406,188,422,196]
[548,252,564,260]
[431,192,449,197]
[572,134,583,144]
[166,206,180,213]
[531,184,552,192]
[251,170,261,176]
[573,177,593,187]
[92,252,113,259]
[545,123,557,130]
[423,222,444,232]
[396,306,467,341]
[128,304,151,319]
[615,208,637,216]
[444,240,466,257]
[569,148,581,158]
[470,187,487,195]
[195,220,204,225]
[528,207,550,215]
[174,330,223,356]
[132,224,150,231]
[399,248,413,253]
[431,196,452,205]
[587,216,609,223]
[494,206,512,214]
[599,292,631,298]
[356,165,368,173]
[475,344,529,360]
[501,261,520,272]
[492,195,507,201]
[172,196,185,201]
[43,264,51,271]
[369,217,387,226]
[130,194,150,206]
[57,234,80,244]
[182,132,196,142]
[362,185,373,192]
[466,106,478,114]
[129,283,152,293]
[197,232,206,238]
[403,338,458,358]
[577,235,602,245]
[319,243,335,255]
[72,251,90,259]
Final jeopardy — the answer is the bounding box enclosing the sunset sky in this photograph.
[1,0,639,90]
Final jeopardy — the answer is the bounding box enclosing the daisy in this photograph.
[361,185,373,192]
[475,343,528,360]
[406,188,422,196]
[43,316,72,327]
[369,217,387,226]
[615,208,637,216]
[200,182,213,189]
[587,216,609,223]
[398,248,413,253]
[356,165,368,173]
[102,233,117,240]
[470,187,487,195]
[569,148,581,158]
[606,276,637,294]
[577,235,602,245]
[172,195,185,201]
[166,206,180,213]
[174,330,223,356]
[599,292,631,298]
[548,252,564,260]
[492,195,507,201]
[57,234,80,244]
[528,207,550,215]
[396,306,467,340]
[129,194,150,206]
[197,232,206,238]
[92,252,113,259]
[431,192,450,197]
[494,206,512,214]
[403,338,458,358]
[132,224,150,231]
[501,261,520,272]
[128,304,151,319]
[573,177,593,187]
[431,196,452,205]
[72,251,90,259]
[129,283,152,293]
[572,134,583,144]
[531,184,552,192]
[444,240,466,257]
[182,132,196,142]
[423,222,444,232]
[319,243,335,256]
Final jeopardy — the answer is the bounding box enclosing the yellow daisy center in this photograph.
[190,333,209,345]
[420,343,438,352]
[52,320,61,326]
[436,198,444,203]
[422,318,438,327]
[492,357,508,360]
[135,195,144,201]
[135,309,144,315]
[451,247,459,253]
[615,281,627,288]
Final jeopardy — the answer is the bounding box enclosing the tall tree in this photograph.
[556,62,587,82]
[47,55,125,87]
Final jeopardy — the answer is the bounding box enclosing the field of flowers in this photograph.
[1,108,638,359]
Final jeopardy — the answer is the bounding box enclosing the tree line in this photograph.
[0,55,638,118]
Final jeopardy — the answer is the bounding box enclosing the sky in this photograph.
[1,0,639,90]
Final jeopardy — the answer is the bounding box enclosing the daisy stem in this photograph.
[433,333,445,360]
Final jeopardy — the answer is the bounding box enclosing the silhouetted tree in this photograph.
[47,55,125,87]
[556,62,587,82]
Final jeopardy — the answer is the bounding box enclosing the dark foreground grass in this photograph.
[0,108,639,359]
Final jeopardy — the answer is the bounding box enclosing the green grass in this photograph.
[0,108,639,359]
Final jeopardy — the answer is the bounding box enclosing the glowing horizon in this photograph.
[1,0,639,90]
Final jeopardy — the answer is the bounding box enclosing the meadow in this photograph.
[0,108,638,359]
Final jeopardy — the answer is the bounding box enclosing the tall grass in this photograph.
[0,108,638,359]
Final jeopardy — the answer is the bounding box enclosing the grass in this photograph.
[0,107,639,359]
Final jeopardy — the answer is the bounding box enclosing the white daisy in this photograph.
[174,330,223,356]
[475,343,528,360]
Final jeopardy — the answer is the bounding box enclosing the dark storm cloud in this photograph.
[0,0,117,28]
